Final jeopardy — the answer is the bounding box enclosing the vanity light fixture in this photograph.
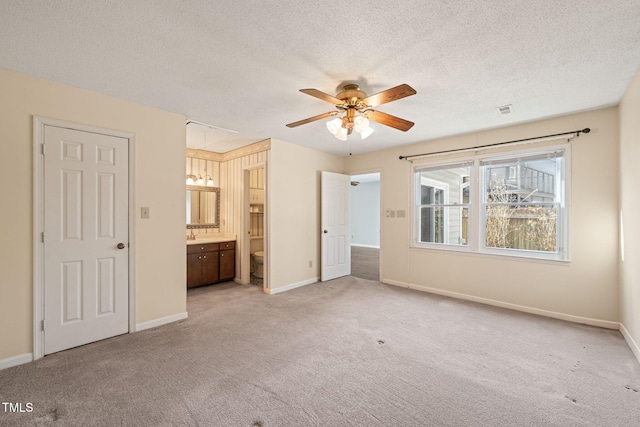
[186,157,197,185]
[192,158,207,186]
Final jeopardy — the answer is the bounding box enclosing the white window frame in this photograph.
[412,160,473,251]
[411,143,571,261]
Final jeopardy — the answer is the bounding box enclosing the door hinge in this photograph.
[41,320,45,332]
[41,232,45,243]
[41,143,45,155]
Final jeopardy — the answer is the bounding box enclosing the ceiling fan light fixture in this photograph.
[335,126,348,141]
[360,126,374,139]
[353,115,369,133]
[288,83,416,139]
[326,117,342,135]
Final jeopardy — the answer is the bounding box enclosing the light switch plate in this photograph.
[141,207,150,219]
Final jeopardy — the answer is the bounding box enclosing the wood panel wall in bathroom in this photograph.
[220,149,269,281]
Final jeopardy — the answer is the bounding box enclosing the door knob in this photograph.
[117,243,126,249]
[323,230,328,234]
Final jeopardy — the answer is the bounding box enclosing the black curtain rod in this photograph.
[399,128,590,160]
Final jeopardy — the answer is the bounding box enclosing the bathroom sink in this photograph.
[187,234,236,244]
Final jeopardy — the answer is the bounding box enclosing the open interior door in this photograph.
[321,171,351,281]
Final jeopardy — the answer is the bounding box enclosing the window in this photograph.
[413,147,568,260]
[414,163,471,246]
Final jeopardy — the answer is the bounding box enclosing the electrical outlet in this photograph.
[308,260,312,268]
[397,210,406,218]
[389,210,396,218]
[141,207,150,219]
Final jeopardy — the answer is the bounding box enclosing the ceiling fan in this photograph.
[286,83,417,140]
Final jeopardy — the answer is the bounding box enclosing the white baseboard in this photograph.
[620,323,640,365]
[351,244,380,249]
[267,277,318,295]
[0,353,33,371]
[382,279,620,330]
[135,312,188,332]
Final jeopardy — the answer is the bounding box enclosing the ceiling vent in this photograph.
[496,104,514,115]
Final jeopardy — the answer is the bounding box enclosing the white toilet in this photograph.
[253,251,264,278]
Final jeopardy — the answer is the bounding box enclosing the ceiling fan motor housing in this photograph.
[336,84,367,106]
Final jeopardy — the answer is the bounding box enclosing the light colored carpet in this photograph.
[1,276,639,426]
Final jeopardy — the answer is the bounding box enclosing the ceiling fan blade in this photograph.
[286,111,337,128]
[367,110,414,132]
[299,88,343,105]
[362,84,416,107]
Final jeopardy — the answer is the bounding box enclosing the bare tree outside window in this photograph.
[485,175,557,252]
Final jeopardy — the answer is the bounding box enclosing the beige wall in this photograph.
[619,68,640,352]
[0,68,187,361]
[269,139,344,290]
[345,107,620,323]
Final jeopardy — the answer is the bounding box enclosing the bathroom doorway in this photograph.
[243,166,266,290]
[350,172,381,281]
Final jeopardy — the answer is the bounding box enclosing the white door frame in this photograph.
[32,116,136,360]
[241,162,268,291]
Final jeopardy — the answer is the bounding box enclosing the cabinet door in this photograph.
[202,251,219,284]
[219,249,235,281]
[187,253,203,288]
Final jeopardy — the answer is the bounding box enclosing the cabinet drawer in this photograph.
[220,241,235,250]
[187,243,219,254]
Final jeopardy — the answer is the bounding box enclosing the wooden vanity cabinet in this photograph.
[187,243,219,288]
[219,241,235,282]
[186,241,235,288]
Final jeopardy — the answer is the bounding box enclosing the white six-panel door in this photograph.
[43,125,129,354]
[321,171,351,281]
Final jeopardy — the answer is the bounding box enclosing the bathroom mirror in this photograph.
[186,186,220,229]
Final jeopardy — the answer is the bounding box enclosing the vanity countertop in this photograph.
[186,234,236,245]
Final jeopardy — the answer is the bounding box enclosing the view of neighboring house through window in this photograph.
[415,162,471,246]
[413,146,568,260]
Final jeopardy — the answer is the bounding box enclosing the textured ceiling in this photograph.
[1,1,640,156]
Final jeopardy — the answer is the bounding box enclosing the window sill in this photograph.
[410,243,571,264]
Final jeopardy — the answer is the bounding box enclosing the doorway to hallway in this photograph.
[350,172,381,282]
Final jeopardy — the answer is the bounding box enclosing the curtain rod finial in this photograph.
[581,128,590,134]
